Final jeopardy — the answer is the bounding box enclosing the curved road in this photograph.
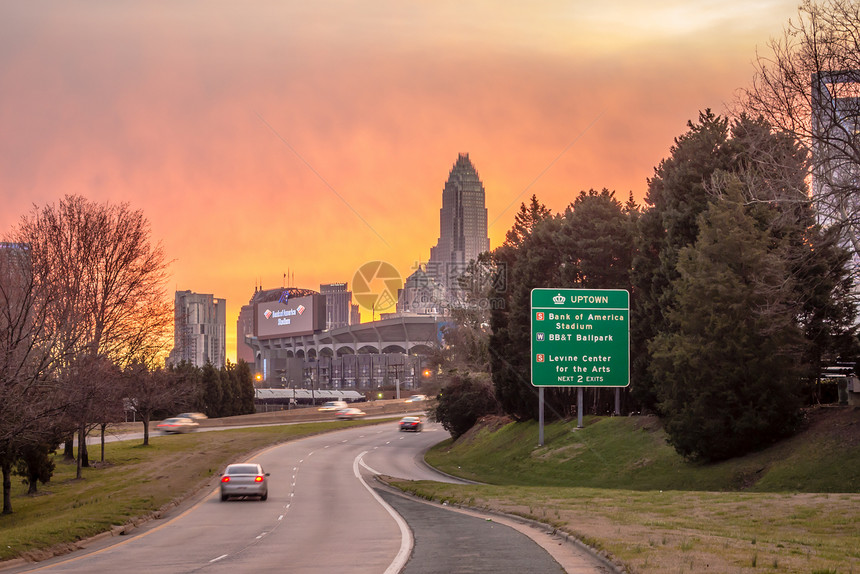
[7,422,610,573]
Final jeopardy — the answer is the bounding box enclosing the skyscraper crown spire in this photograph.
[428,153,490,293]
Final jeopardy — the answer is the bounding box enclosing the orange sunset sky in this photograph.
[0,1,801,361]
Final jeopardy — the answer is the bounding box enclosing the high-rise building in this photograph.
[0,242,30,289]
[320,282,353,330]
[812,71,860,292]
[427,153,490,293]
[396,266,446,316]
[236,303,255,364]
[169,290,226,368]
[812,72,860,248]
[0,244,31,324]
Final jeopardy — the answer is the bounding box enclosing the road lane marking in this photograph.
[354,451,413,574]
[210,554,228,563]
[359,457,382,475]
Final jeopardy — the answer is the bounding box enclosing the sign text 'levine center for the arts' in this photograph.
[531,289,629,388]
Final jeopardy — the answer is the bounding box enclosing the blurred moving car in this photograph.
[335,407,366,419]
[318,400,348,412]
[175,412,208,421]
[399,416,423,432]
[220,463,269,501]
[404,394,427,403]
[156,417,199,434]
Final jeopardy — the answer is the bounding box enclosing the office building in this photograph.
[0,242,30,289]
[396,266,446,316]
[320,282,353,330]
[169,290,226,368]
[427,153,490,293]
[812,70,860,290]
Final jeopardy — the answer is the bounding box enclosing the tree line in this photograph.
[0,196,254,515]
[435,111,857,462]
[433,0,860,461]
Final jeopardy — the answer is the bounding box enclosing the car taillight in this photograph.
[255,476,264,482]
[221,476,230,483]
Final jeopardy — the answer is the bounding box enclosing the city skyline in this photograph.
[0,1,802,361]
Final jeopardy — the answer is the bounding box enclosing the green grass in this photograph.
[0,418,390,562]
[424,411,860,493]
[391,407,860,573]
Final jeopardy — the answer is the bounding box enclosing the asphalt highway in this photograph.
[8,420,612,573]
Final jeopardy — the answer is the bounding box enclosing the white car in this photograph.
[175,412,208,421]
[405,394,427,403]
[156,417,198,434]
[318,400,348,412]
[335,407,366,419]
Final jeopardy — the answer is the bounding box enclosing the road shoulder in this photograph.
[372,476,626,574]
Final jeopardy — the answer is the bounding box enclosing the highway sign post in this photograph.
[531,288,629,442]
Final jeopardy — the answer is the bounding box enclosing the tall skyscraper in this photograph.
[169,290,226,368]
[427,153,490,293]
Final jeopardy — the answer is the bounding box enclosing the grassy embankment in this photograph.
[389,406,860,574]
[0,418,391,564]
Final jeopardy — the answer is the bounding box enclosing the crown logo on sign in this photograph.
[553,293,566,305]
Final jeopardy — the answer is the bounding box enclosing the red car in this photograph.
[399,416,423,432]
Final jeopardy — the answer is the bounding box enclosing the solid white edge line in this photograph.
[353,451,413,574]
[359,457,382,476]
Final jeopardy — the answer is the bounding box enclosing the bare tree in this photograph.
[12,196,174,469]
[0,243,72,513]
[59,354,122,478]
[14,195,173,367]
[123,362,193,446]
[741,0,860,264]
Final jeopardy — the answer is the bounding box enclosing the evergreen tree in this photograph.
[14,438,57,495]
[492,215,563,420]
[504,194,554,248]
[490,191,636,420]
[234,360,257,415]
[631,110,733,412]
[201,363,223,418]
[729,115,859,398]
[489,196,555,421]
[220,364,238,416]
[650,183,806,461]
[559,189,635,289]
[430,373,499,440]
[170,360,203,412]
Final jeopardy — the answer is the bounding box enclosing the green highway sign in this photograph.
[531,288,629,387]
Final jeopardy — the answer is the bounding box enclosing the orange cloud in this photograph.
[0,1,801,360]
